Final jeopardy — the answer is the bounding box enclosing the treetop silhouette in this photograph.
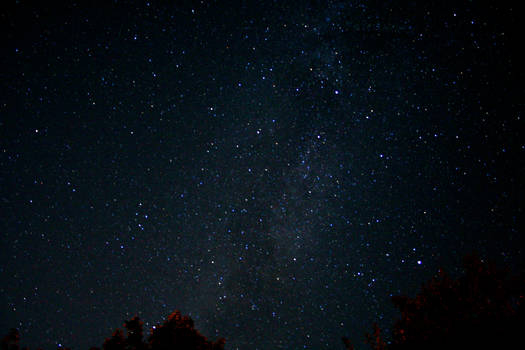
[344,253,524,349]
[100,311,224,350]
[3,254,522,350]
[2,311,224,350]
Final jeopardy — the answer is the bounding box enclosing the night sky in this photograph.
[1,1,523,349]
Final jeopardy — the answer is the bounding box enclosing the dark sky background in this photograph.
[1,1,523,349]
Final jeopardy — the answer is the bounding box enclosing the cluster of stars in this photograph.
[1,1,522,350]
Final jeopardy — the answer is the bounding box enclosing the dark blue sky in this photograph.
[1,1,522,349]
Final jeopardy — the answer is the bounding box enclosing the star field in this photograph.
[1,1,523,349]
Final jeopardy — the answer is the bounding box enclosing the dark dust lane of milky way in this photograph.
[0,1,522,349]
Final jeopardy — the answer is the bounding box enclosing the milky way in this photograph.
[1,1,522,349]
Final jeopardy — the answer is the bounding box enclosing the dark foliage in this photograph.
[1,329,20,350]
[2,311,224,350]
[344,254,524,349]
[3,254,522,350]
[100,311,225,350]
[146,311,225,350]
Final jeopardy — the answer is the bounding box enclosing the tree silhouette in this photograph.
[100,311,225,350]
[1,329,20,350]
[341,336,354,350]
[364,324,386,350]
[3,311,224,350]
[345,253,524,349]
[102,329,126,350]
[124,317,146,350]
[3,254,522,350]
[147,311,224,350]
